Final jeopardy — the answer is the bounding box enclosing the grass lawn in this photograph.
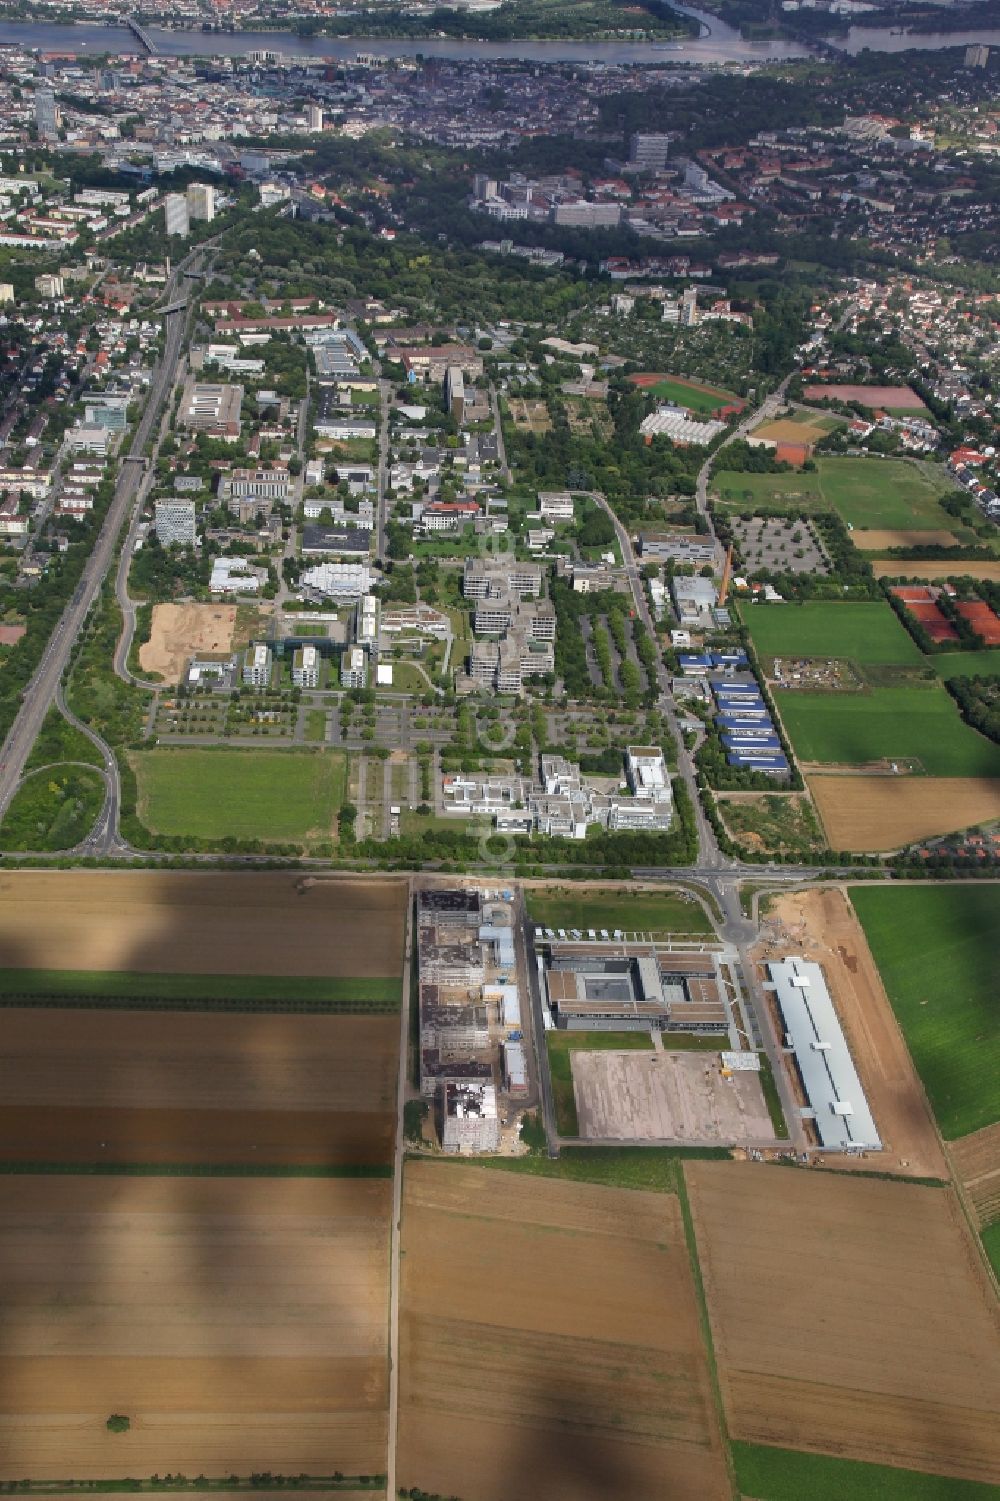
[650,377,739,414]
[715,457,958,531]
[303,709,328,742]
[527,885,713,935]
[0,765,105,852]
[774,684,1000,777]
[982,1221,1000,1282]
[547,1031,654,1138]
[432,1142,729,1194]
[731,1442,1000,1501]
[933,648,1000,680]
[131,748,346,844]
[714,470,824,510]
[0,968,400,1007]
[818,457,958,530]
[743,601,923,666]
[851,884,1000,1139]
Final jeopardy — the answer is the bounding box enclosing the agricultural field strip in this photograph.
[0,872,407,979]
[397,1163,729,1501]
[686,1161,1000,1483]
[951,1124,1000,1228]
[0,1174,391,1479]
[741,601,923,666]
[808,775,1000,853]
[851,885,1000,1141]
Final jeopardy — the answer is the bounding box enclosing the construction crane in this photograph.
[718,543,734,606]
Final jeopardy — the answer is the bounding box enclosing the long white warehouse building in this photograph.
[768,957,881,1153]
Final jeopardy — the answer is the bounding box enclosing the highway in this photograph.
[0,249,205,824]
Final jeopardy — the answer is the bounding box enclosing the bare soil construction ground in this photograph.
[951,1123,1000,1229]
[398,1162,729,1501]
[758,887,947,1180]
[0,1175,390,1478]
[0,872,407,978]
[808,774,1000,851]
[0,1011,397,1165]
[139,603,238,682]
[852,528,958,550]
[686,1160,1000,1484]
[572,1049,772,1144]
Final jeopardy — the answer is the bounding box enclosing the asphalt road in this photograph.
[0,252,203,823]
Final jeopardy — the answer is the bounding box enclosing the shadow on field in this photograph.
[0,870,403,1481]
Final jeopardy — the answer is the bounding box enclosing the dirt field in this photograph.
[871,559,1000,581]
[572,1049,772,1144]
[0,1175,390,1478]
[803,383,926,408]
[0,872,407,978]
[853,528,958,550]
[952,1122,1000,1228]
[139,603,238,682]
[759,887,947,1179]
[753,417,827,444]
[398,1162,729,1501]
[0,1010,397,1165]
[508,397,551,433]
[686,1160,1000,1483]
[808,774,1000,850]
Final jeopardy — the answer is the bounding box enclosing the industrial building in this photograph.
[540,937,729,1036]
[441,1080,500,1154]
[416,886,528,1149]
[767,957,881,1152]
[178,378,243,438]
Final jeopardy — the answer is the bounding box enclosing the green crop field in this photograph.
[131,748,346,844]
[851,884,1000,1139]
[731,1442,1000,1501]
[775,684,1000,776]
[715,457,959,530]
[526,885,713,934]
[0,968,400,1007]
[742,601,923,665]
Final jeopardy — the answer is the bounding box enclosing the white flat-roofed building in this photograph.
[340,644,366,688]
[503,1041,528,1097]
[293,643,320,688]
[639,407,727,445]
[626,745,670,799]
[768,957,881,1153]
[243,641,272,687]
[301,562,375,600]
[211,556,261,595]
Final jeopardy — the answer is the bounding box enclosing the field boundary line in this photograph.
[677,1165,738,1500]
[386,876,413,1501]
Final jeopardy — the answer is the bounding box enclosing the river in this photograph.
[0,5,995,64]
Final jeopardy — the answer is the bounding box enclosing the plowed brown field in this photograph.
[398,1163,729,1501]
[0,1010,397,1165]
[0,871,406,977]
[686,1161,1000,1484]
[809,774,1000,851]
[853,528,958,550]
[871,560,1000,582]
[0,1175,390,1478]
[952,1123,1000,1228]
[760,886,946,1178]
